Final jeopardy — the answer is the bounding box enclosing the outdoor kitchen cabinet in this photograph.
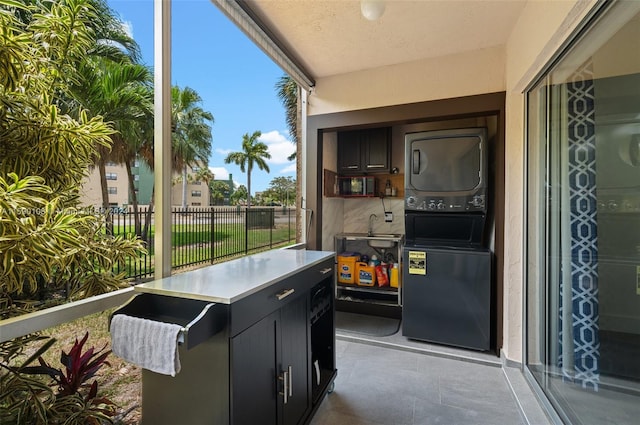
[337,127,391,174]
[125,250,336,425]
[232,294,309,425]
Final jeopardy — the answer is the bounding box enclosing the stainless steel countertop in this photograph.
[134,249,335,304]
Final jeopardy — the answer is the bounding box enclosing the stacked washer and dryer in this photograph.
[402,127,493,352]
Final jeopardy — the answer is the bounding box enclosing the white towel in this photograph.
[110,314,183,377]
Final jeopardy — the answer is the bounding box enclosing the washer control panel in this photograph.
[405,193,486,212]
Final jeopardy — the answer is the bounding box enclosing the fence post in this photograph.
[288,207,292,242]
[210,208,215,264]
[245,207,249,254]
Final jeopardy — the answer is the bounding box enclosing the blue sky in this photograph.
[107,0,295,194]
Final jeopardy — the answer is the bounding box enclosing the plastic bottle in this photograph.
[390,263,399,287]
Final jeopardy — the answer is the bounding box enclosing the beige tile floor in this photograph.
[309,332,552,425]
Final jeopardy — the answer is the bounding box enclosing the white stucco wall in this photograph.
[307,0,600,363]
[308,45,505,115]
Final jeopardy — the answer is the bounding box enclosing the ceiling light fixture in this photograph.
[361,0,386,21]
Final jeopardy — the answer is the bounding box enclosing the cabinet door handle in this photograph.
[287,365,293,397]
[279,370,289,404]
[276,288,295,300]
[345,165,358,169]
[320,268,332,275]
[366,164,385,169]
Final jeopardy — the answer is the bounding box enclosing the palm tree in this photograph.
[71,59,153,222]
[224,131,271,208]
[275,75,299,161]
[25,0,145,217]
[171,86,214,210]
[276,75,302,239]
[137,85,213,241]
[210,180,231,206]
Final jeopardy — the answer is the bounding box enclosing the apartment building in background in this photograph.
[79,159,210,208]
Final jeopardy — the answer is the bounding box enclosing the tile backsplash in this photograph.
[322,197,404,251]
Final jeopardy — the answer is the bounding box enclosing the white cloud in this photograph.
[209,167,242,188]
[209,166,228,180]
[279,163,296,174]
[121,21,134,39]
[259,130,295,165]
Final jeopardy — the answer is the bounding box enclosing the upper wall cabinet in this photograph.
[337,127,391,174]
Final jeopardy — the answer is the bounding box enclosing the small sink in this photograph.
[368,239,396,248]
[368,234,400,239]
[340,233,403,246]
[366,234,402,249]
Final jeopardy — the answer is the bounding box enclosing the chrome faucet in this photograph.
[368,214,377,237]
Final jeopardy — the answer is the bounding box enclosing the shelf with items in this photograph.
[374,173,404,199]
[323,169,404,199]
[334,234,403,307]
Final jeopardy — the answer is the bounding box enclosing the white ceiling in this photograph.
[245,0,528,80]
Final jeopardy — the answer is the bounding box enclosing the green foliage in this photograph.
[170,85,213,170]
[0,2,145,422]
[1,333,116,425]
[230,185,249,206]
[0,0,146,311]
[275,75,299,159]
[1,2,145,420]
[267,176,296,205]
[0,336,58,425]
[210,180,232,205]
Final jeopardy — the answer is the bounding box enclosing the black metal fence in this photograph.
[107,206,297,281]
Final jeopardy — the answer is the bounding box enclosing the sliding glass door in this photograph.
[526,2,640,424]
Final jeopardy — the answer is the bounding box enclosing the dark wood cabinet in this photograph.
[337,127,391,174]
[279,296,310,425]
[231,294,310,425]
[337,130,362,173]
[231,310,279,425]
[364,129,391,172]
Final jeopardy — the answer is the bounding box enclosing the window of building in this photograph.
[526,2,640,424]
[192,166,200,172]
[191,190,201,197]
[192,202,201,206]
[108,187,117,195]
[192,181,201,185]
[106,173,118,180]
[134,175,140,181]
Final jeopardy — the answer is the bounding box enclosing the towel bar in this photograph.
[111,293,227,350]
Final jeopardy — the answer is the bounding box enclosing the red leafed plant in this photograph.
[22,331,116,419]
[46,332,111,397]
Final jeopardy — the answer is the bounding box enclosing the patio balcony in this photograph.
[2,285,550,425]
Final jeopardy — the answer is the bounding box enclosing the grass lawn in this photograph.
[116,223,296,279]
